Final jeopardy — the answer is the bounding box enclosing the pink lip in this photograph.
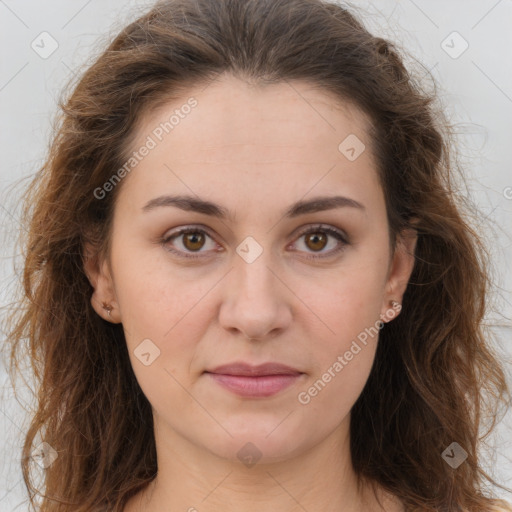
[204,362,303,397]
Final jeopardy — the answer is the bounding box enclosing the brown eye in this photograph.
[182,231,205,251]
[292,225,349,260]
[162,224,348,261]
[162,227,218,259]
[304,232,328,252]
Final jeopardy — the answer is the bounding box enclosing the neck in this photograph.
[124,414,401,512]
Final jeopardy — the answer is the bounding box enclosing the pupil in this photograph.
[185,232,203,250]
[308,233,326,251]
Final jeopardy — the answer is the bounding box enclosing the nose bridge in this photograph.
[231,240,280,303]
[219,238,291,338]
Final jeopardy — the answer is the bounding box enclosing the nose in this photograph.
[218,251,293,342]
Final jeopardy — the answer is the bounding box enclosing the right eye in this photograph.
[161,226,221,259]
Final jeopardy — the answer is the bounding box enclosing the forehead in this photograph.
[133,74,372,156]
[117,74,381,214]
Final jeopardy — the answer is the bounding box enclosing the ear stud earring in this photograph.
[101,302,113,317]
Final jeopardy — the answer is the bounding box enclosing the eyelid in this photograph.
[160,223,349,260]
[161,224,222,260]
[287,224,349,260]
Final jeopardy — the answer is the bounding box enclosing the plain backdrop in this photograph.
[1,0,511,510]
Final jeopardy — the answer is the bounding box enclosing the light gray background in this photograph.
[1,1,511,510]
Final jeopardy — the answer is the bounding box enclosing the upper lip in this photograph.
[205,362,302,376]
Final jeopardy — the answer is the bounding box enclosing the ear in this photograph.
[380,223,418,323]
[83,243,121,323]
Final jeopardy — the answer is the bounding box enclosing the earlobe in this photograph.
[83,243,121,323]
[380,226,418,322]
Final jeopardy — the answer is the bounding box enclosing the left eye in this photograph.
[161,224,348,260]
[291,226,348,259]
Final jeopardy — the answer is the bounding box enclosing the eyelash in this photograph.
[160,224,349,261]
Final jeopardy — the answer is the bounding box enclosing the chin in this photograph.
[197,424,312,466]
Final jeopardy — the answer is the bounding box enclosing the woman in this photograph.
[3,0,511,510]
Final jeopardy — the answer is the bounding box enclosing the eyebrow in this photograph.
[142,194,365,220]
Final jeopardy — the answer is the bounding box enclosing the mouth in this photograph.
[204,362,304,398]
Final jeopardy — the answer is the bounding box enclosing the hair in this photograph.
[2,0,511,510]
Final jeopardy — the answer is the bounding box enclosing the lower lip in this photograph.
[205,372,302,397]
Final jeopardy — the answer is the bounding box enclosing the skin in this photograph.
[85,73,417,512]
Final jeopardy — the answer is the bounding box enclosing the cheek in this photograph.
[296,298,380,425]
[111,237,202,333]
[293,252,387,407]
[111,244,223,383]
[113,258,213,411]
[300,340,377,432]
[301,252,388,344]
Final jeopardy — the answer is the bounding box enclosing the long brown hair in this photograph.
[2,0,511,510]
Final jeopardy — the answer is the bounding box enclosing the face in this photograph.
[86,74,416,464]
